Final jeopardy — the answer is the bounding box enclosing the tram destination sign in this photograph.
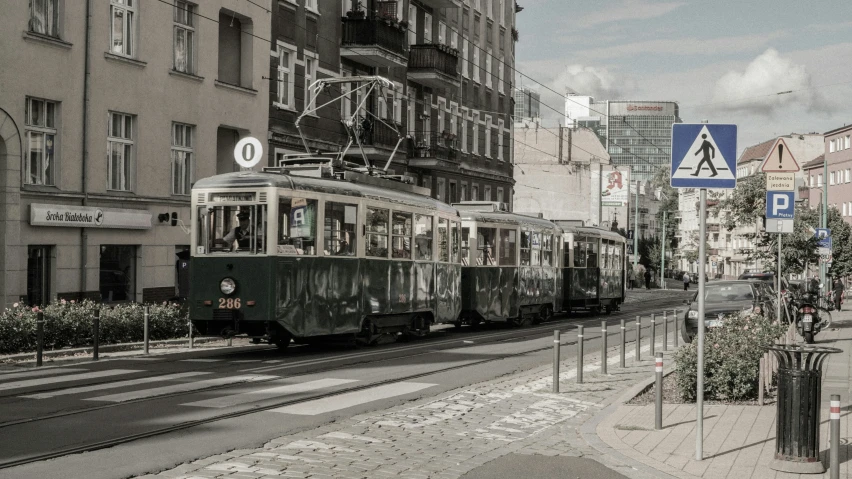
[30,204,152,229]
[210,192,256,202]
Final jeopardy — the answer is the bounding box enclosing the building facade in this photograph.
[0,0,269,307]
[269,0,519,208]
[606,101,680,183]
[513,87,540,124]
[803,125,852,226]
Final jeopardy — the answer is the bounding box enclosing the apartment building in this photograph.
[803,125,852,226]
[0,0,269,307]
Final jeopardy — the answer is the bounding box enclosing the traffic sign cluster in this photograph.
[761,138,799,234]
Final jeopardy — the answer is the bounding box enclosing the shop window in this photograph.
[324,202,357,256]
[100,245,136,302]
[498,228,516,266]
[415,214,433,260]
[27,246,52,306]
[477,227,496,265]
[278,197,316,254]
[391,211,412,259]
[366,207,389,258]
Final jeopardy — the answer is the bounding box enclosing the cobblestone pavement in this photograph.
[136,334,676,479]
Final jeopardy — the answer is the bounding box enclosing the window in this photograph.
[438,22,446,45]
[846,135,851,149]
[809,175,814,187]
[366,207,390,258]
[460,182,467,201]
[408,5,417,45]
[818,174,823,187]
[461,109,468,152]
[497,57,504,94]
[171,123,193,195]
[497,120,504,161]
[24,97,57,186]
[304,54,316,110]
[484,184,491,201]
[107,112,134,191]
[487,0,493,17]
[497,186,504,203]
[423,12,432,43]
[277,43,295,109]
[391,211,412,259]
[324,202,356,255]
[218,10,253,88]
[484,115,492,157]
[437,218,449,262]
[542,234,553,266]
[473,48,480,83]
[100,245,135,302]
[520,231,531,265]
[462,40,469,78]
[485,48,492,89]
[830,172,835,185]
[471,183,479,200]
[30,0,58,37]
[844,203,847,216]
[174,1,195,73]
[110,0,136,57]
[477,227,496,265]
[472,112,480,154]
[415,214,433,260]
[393,85,402,123]
[498,228,516,266]
[846,169,850,183]
[499,0,504,24]
[437,177,446,201]
[277,198,316,254]
[305,0,317,12]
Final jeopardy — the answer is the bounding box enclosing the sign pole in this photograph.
[696,187,707,461]
[777,234,782,322]
[661,209,667,290]
[634,180,639,267]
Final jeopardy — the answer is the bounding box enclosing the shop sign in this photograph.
[30,204,152,229]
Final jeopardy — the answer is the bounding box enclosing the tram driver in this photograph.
[223,211,260,251]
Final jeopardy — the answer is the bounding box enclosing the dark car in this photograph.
[680,280,775,343]
[738,271,788,292]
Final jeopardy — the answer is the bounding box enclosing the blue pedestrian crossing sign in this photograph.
[766,191,795,219]
[816,228,831,248]
[670,124,737,189]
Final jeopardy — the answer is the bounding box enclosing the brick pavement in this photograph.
[136,325,681,479]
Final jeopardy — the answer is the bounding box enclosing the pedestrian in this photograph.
[644,269,652,290]
[627,267,635,290]
[833,277,845,311]
[683,272,690,291]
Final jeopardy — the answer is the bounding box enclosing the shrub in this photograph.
[674,312,786,402]
[0,300,190,355]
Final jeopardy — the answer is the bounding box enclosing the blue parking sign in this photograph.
[765,191,795,219]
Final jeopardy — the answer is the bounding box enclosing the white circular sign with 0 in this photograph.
[233,137,263,168]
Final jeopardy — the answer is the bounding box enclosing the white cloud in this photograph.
[572,0,685,28]
[570,32,786,59]
[710,49,827,115]
[555,64,627,98]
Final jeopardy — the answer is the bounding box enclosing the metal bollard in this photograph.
[36,312,44,367]
[673,309,679,348]
[620,319,626,368]
[655,352,663,430]
[553,330,560,393]
[577,325,584,384]
[601,320,608,375]
[758,357,765,406]
[93,309,100,361]
[650,313,656,356]
[188,319,194,349]
[228,337,233,347]
[662,311,668,351]
[635,316,641,362]
[830,395,840,479]
[143,305,150,355]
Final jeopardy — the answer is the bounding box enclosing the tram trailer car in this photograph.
[454,202,563,326]
[189,169,463,348]
[560,226,626,314]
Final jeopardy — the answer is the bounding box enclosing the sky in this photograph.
[514,0,852,155]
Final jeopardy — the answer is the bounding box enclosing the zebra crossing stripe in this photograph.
[0,369,142,392]
[181,378,359,408]
[84,374,278,402]
[20,372,212,399]
[269,382,436,416]
[179,359,223,363]
[0,368,87,381]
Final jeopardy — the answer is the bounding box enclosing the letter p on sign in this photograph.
[773,195,788,216]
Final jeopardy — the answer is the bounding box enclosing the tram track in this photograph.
[0,295,688,470]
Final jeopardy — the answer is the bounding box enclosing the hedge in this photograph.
[674,312,786,402]
[0,299,190,355]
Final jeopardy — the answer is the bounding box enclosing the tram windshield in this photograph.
[200,205,267,254]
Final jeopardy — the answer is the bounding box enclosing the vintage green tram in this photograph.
[189,165,463,347]
[454,202,563,326]
[560,225,626,314]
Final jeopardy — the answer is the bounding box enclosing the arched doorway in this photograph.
[0,107,24,306]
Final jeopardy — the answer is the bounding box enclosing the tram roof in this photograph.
[458,210,561,231]
[563,226,626,243]
[193,171,459,215]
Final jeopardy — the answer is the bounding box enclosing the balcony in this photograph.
[418,0,461,8]
[341,17,408,68]
[406,132,460,172]
[407,44,461,90]
[347,119,405,162]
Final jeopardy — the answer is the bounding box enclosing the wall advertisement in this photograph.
[601,168,629,207]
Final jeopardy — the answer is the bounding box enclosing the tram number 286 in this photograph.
[218,298,242,309]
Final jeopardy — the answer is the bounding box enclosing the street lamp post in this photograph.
[634,180,639,268]
[660,192,670,290]
[821,158,828,287]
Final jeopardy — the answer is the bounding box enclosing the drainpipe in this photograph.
[79,0,91,301]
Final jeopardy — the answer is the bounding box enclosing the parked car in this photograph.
[680,280,776,343]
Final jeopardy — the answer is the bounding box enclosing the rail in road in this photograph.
[0,293,689,470]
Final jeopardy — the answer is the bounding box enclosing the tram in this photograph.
[559,225,626,314]
[455,202,563,326]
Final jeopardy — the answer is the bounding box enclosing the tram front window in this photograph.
[499,228,516,266]
[324,202,357,256]
[477,227,496,265]
[202,205,267,254]
[278,197,317,255]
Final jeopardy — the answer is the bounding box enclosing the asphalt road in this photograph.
[0,293,689,479]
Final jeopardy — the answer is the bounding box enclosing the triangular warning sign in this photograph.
[760,138,800,173]
[672,126,736,181]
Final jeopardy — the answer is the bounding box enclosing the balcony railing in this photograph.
[341,17,407,58]
[407,132,459,162]
[408,44,459,78]
[358,119,403,149]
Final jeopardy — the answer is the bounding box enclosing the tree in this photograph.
[651,166,680,252]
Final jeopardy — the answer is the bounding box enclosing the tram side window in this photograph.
[205,205,266,254]
[452,222,462,264]
[542,234,552,266]
[461,227,470,265]
[278,198,317,255]
[586,241,598,268]
[573,236,586,267]
[563,237,570,267]
[498,228,516,266]
[366,207,390,258]
[531,232,542,266]
[520,231,531,266]
[477,227,497,265]
[391,211,412,259]
[437,218,449,262]
[415,215,433,261]
[324,202,357,256]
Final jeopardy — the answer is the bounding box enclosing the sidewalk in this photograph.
[597,309,852,478]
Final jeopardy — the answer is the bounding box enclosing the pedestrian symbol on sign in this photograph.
[691,134,718,177]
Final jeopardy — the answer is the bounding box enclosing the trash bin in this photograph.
[767,344,841,474]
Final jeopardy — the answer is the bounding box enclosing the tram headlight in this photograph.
[220,278,237,295]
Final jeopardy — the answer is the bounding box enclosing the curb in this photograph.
[0,337,228,362]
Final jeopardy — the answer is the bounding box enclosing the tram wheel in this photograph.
[274,338,291,351]
[604,304,612,315]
